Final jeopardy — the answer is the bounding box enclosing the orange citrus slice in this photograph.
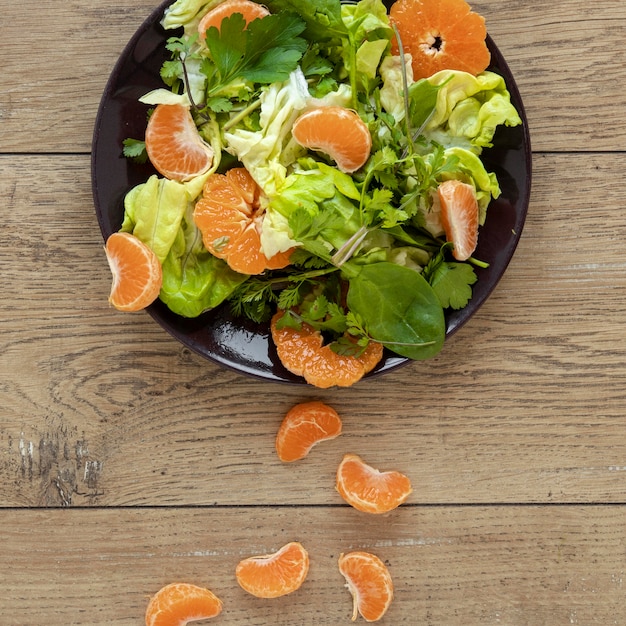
[338,551,394,622]
[193,168,293,275]
[198,0,269,39]
[235,541,310,598]
[291,106,372,173]
[275,401,343,462]
[104,232,162,312]
[390,0,491,80]
[145,582,223,626]
[336,453,413,514]
[437,179,479,261]
[270,311,383,388]
[144,103,214,182]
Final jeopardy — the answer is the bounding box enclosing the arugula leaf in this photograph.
[204,12,307,94]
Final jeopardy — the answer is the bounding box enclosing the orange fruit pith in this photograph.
[275,401,343,462]
[270,311,384,388]
[235,541,310,598]
[198,0,270,39]
[338,551,394,622]
[390,0,491,80]
[437,179,479,261]
[144,103,214,182]
[145,582,223,626]
[336,453,413,514]
[291,106,372,173]
[193,168,292,275]
[105,232,162,312]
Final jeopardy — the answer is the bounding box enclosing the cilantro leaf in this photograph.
[122,138,147,164]
[428,261,477,310]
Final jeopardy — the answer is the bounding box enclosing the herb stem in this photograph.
[222,99,263,131]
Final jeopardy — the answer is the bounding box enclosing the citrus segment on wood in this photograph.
[437,178,479,261]
[235,541,310,598]
[275,401,343,462]
[144,103,214,182]
[390,0,490,80]
[338,551,394,622]
[105,232,162,312]
[193,168,292,275]
[336,453,413,514]
[270,312,383,388]
[145,582,223,626]
[291,106,372,173]
[198,0,270,39]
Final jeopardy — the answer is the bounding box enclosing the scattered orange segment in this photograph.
[390,0,490,80]
[291,106,372,173]
[144,103,214,182]
[437,179,479,261]
[270,311,383,388]
[276,401,343,462]
[105,231,162,312]
[235,541,310,598]
[145,582,223,626]
[336,453,413,514]
[198,0,270,39]
[338,551,394,622]
[193,168,293,275]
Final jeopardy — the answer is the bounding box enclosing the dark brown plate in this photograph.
[92,0,532,384]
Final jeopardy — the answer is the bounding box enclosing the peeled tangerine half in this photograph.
[145,582,223,626]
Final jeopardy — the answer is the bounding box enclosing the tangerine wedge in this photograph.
[336,453,413,514]
[145,582,223,626]
[338,551,394,622]
[235,541,310,598]
[144,103,214,182]
[198,0,270,39]
[193,168,293,275]
[291,106,372,173]
[390,0,491,80]
[270,311,383,388]
[275,401,343,462]
[105,232,162,312]
[437,178,479,261]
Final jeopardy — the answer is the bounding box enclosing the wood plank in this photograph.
[2,0,625,152]
[0,505,624,624]
[1,152,626,507]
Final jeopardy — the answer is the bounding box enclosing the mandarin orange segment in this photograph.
[275,401,343,462]
[336,453,413,514]
[144,104,214,182]
[338,551,394,622]
[235,541,310,598]
[198,0,270,39]
[390,0,490,80]
[193,168,293,275]
[105,232,163,312]
[145,582,223,626]
[270,312,324,377]
[437,179,479,261]
[291,106,372,173]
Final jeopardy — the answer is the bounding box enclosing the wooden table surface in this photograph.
[3,0,626,623]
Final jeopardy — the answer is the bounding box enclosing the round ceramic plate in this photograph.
[92,0,532,384]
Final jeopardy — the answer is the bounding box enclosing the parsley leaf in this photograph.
[204,12,307,95]
[424,245,478,310]
[122,138,147,164]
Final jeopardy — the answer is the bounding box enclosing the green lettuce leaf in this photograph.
[159,204,248,317]
[424,70,522,152]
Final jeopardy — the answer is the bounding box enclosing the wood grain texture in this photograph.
[2,152,626,507]
[0,506,624,625]
[3,0,626,623]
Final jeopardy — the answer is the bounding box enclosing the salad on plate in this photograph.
[108,0,523,387]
